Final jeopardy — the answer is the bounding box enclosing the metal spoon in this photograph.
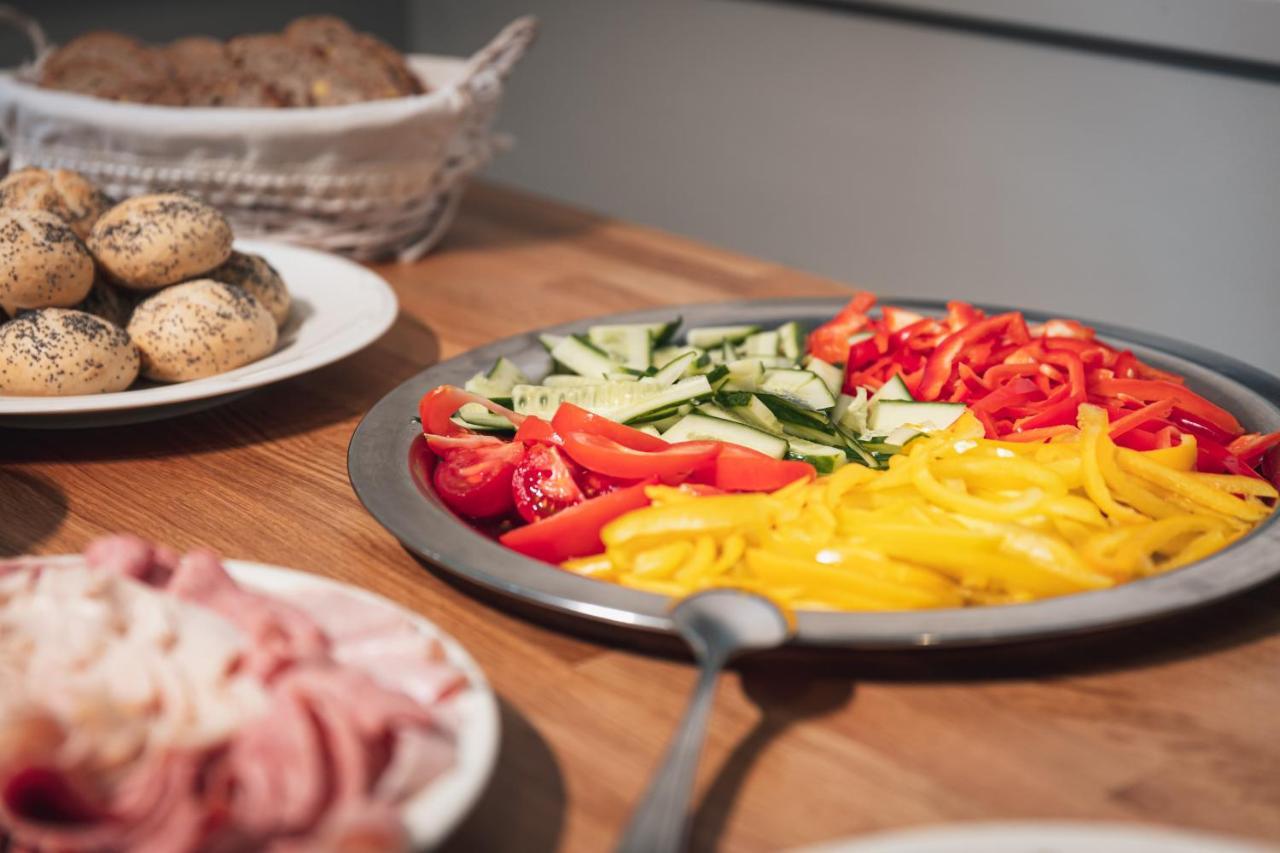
[616,589,793,853]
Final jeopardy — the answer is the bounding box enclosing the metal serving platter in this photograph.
[348,298,1280,649]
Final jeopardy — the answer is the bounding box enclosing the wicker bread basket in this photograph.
[0,14,537,260]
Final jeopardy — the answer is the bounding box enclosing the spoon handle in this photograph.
[617,659,724,853]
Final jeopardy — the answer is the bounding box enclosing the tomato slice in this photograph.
[551,403,669,451]
[500,481,654,563]
[418,386,525,436]
[511,443,586,523]
[710,445,815,491]
[559,431,721,480]
[433,442,524,519]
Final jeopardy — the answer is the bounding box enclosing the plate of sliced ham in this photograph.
[0,536,500,851]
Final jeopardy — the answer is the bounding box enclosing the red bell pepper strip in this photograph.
[709,446,815,491]
[1107,399,1176,440]
[551,402,670,452]
[499,481,655,563]
[1000,425,1077,443]
[881,305,924,332]
[1226,432,1280,466]
[558,432,722,481]
[846,331,888,370]
[808,292,877,364]
[1089,379,1242,436]
[916,312,1030,401]
[1195,437,1263,480]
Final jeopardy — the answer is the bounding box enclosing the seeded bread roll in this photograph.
[207,251,290,326]
[88,194,233,290]
[0,308,139,396]
[38,32,183,105]
[0,168,111,240]
[163,36,282,108]
[74,278,135,328]
[128,279,276,382]
[0,210,95,315]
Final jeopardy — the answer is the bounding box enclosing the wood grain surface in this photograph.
[2,183,1278,852]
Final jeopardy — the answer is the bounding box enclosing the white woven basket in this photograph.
[0,14,537,261]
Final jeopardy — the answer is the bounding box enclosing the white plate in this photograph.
[0,239,398,427]
[796,821,1278,853]
[20,554,500,850]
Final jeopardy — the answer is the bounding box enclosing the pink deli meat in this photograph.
[0,535,465,852]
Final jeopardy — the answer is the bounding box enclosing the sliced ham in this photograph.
[0,537,465,852]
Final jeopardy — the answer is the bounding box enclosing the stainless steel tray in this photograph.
[347,298,1280,649]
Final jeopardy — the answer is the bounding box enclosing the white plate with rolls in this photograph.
[0,236,397,428]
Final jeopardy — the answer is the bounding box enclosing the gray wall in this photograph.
[412,0,1280,371]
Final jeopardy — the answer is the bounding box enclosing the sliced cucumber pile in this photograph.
[457,317,969,469]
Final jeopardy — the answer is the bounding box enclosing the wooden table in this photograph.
[3,183,1278,852]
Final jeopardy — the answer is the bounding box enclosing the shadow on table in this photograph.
[439,697,566,853]
[0,312,439,465]
[690,665,855,853]
[0,469,67,555]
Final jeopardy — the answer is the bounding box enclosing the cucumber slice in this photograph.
[777,419,846,448]
[785,437,847,474]
[759,369,836,410]
[653,345,704,368]
[611,375,714,424]
[651,318,682,347]
[802,355,844,397]
[744,330,780,357]
[870,373,914,404]
[550,335,619,378]
[868,400,966,434]
[636,424,664,438]
[884,425,923,446]
[452,403,517,432]
[732,395,784,434]
[832,388,869,434]
[464,355,529,397]
[775,321,805,360]
[511,380,669,419]
[704,364,731,392]
[652,350,699,386]
[661,413,789,459]
[695,402,747,423]
[724,358,767,391]
[756,393,829,428]
[686,324,761,348]
[538,333,565,352]
[588,324,655,371]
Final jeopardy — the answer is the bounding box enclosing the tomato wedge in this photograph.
[511,443,585,522]
[559,431,721,480]
[551,403,669,451]
[711,445,815,491]
[500,481,654,563]
[432,442,524,519]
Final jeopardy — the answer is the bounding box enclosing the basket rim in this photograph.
[0,53,477,132]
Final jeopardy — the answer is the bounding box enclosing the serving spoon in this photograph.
[616,589,793,853]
